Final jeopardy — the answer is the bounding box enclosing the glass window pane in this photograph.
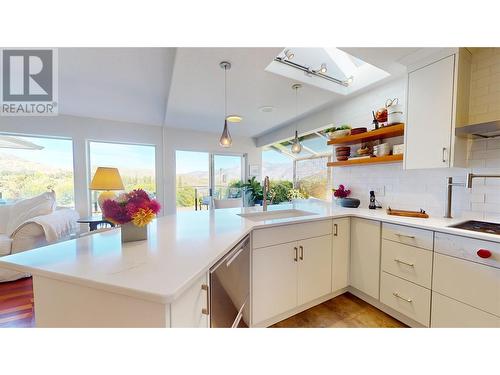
[0,134,74,207]
[262,149,293,181]
[89,141,156,213]
[175,151,209,211]
[295,156,331,201]
[213,154,242,199]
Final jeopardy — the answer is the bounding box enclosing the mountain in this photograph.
[0,152,65,174]
[262,162,293,181]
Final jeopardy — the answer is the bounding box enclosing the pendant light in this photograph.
[219,61,232,148]
[291,83,302,154]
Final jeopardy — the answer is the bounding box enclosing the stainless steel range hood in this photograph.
[455,120,500,139]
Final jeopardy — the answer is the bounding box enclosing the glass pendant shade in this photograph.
[219,119,232,147]
[291,130,302,154]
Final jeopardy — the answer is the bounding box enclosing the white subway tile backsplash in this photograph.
[333,136,500,220]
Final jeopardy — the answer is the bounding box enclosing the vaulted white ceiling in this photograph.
[59,48,175,126]
[56,47,429,137]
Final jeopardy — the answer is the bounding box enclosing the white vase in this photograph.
[120,222,148,243]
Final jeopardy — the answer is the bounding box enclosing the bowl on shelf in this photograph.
[335,146,351,161]
[328,128,351,139]
[350,127,367,135]
[373,143,391,157]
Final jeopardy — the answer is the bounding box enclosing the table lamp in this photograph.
[90,167,125,212]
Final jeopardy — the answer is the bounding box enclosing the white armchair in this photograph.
[0,193,79,282]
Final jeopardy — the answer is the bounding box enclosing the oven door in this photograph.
[209,236,250,328]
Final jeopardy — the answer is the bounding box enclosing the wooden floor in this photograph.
[0,277,35,328]
[0,278,405,328]
[272,293,407,328]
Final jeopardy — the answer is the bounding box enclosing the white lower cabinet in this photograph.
[298,235,333,305]
[380,272,431,326]
[170,273,209,328]
[252,242,298,324]
[431,292,500,328]
[350,218,381,299]
[252,231,333,326]
[332,218,350,291]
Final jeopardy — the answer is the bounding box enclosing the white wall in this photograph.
[163,127,261,214]
[0,115,164,217]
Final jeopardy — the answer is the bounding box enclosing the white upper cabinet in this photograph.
[405,49,470,169]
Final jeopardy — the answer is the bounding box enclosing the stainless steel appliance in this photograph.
[449,220,500,235]
[209,236,250,328]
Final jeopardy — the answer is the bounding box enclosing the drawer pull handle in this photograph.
[395,233,416,239]
[393,292,412,303]
[299,245,304,260]
[294,247,298,262]
[201,284,209,315]
[477,249,492,259]
[394,258,415,267]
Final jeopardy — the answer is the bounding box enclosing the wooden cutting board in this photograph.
[386,207,429,218]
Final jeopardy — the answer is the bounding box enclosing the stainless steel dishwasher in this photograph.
[209,235,250,328]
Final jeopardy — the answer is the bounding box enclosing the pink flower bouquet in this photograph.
[102,189,161,227]
[333,184,351,199]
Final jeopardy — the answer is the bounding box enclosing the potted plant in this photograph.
[102,189,161,242]
[333,185,360,208]
[326,125,351,139]
[241,176,264,206]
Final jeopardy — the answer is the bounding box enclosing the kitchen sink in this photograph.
[449,220,500,235]
[238,209,317,222]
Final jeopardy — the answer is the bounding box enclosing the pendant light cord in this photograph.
[224,66,228,118]
[295,86,298,132]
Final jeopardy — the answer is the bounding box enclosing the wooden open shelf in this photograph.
[327,123,404,146]
[327,154,403,167]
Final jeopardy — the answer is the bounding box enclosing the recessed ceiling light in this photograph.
[259,106,274,113]
[319,63,327,74]
[226,115,243,123]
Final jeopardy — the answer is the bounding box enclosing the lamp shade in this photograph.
[90,167,124,191]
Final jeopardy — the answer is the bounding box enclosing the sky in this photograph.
[1,136,73,169]
[175,150,244,174]
[0,135,157,173]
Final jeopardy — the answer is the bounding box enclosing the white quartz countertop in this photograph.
[1,199,499,303]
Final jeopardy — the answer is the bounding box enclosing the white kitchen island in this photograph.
[0,199,499,328]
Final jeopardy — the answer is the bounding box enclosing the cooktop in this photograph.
[449,220,500,235]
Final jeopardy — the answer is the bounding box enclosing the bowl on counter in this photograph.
[336,197,361,208]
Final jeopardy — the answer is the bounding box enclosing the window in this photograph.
[295,156,331,201]
[262,149,293,181]
[0,134,74,207]
[175,151,245,211]
[89,141,156,213]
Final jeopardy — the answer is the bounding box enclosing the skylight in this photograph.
[265,47,390,95]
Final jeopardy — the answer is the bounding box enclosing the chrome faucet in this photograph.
[445,177,465,219]
[262,176,270,211]
[466,172,500,188]
[445,172,500,218]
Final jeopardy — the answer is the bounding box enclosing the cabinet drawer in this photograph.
[381,239,433,289]
[170,273,209,328]
[431,292,500,328]
[433,253,500,317]
[435,232,500,269]
[380,272,431,326]
[252,220,332,249]
[382,223,434,250]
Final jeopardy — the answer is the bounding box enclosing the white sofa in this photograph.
[0,192,79,282]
